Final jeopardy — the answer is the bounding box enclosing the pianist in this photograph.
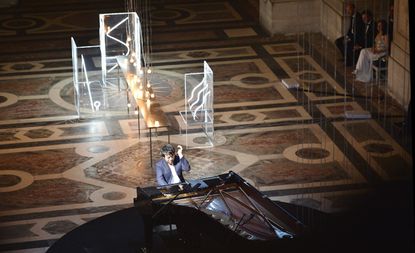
[156,144,191,186]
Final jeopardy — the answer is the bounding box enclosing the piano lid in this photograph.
[135,171,306,241]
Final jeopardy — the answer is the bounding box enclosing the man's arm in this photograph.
[156,162,168,186]
[178,156,191,172]
[176,145,191,172]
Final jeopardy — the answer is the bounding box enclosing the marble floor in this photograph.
[0,0,412,252]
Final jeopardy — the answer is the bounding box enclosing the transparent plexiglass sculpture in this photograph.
[71,37,104,118]
[99,12,142,87]
[180,61,214,148]
[71,37,132,119]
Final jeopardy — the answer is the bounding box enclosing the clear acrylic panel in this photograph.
[71,37,131,119]
[203,61,214,142]
[180,61,214,148]
[71,37,80,118]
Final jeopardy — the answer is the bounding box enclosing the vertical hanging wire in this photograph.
[377,0,382,126]
[302,4,309,226]
[383,0,389,140]
[365,0,371,113]
[326,0,336,218]
[385,0,391,138]
[144,0,148,69]
[301,4,308,227]
[148,0,153,74]
[126,0,153,86]
[351,0,356,100]
[295,0,301,226]
[342,0,350,194]
[319,5,327,217]
[374,0,379,115]
[343,0,349,209]
[296,1,306,226]
[378,1,393,134]
[389,0,395,143]
[311,20,323,228]
[368,1,379,111]
[141,0,153,83]
[360,0,370,111]
[321,1,335,216]
[365,0,371,183]
[305,18,310,224]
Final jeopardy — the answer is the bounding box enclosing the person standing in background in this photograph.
[335,2,365,66]
[353,9,375,58]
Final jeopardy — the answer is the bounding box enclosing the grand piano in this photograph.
[134,171,308,252]
[46,171,314,253]
[47,171,412,253]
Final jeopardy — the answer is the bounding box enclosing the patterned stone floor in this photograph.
[0,0,412,252]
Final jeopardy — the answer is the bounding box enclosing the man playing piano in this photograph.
[156,144,191,186]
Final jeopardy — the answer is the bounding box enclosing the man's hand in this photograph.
[177,145,183,158]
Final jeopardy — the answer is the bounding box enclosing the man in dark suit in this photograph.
[156,144,191,186]
[353,9,375,60]
[335,3,365,66]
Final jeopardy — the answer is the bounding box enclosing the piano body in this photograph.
[134,171,307,252]
[47,172,408,252]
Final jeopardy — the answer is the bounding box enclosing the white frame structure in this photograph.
[180,61,214,148]
[99,12,142,87]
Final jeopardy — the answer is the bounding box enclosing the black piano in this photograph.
[134,171,307,252]
[47,170,412,252]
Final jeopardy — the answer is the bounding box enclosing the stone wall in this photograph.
[259,0,321,35]
[387,0,410,109]
[260,0,391,40]
[320,0,344,42]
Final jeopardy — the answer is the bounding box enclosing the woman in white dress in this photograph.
[354,19,389,83]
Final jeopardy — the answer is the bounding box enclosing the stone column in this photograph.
[387,0,410,109]
[320,0,347,43]
[259,0,321,36]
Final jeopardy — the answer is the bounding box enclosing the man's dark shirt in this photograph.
[362,19,375,48]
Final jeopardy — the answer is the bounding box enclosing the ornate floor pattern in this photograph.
[0,0,412,252]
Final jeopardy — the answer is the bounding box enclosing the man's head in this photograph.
[345,3,356,16]
[362,9,373,24]
[160,144,175,165]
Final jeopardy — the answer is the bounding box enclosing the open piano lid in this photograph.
[135,171,305,241]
